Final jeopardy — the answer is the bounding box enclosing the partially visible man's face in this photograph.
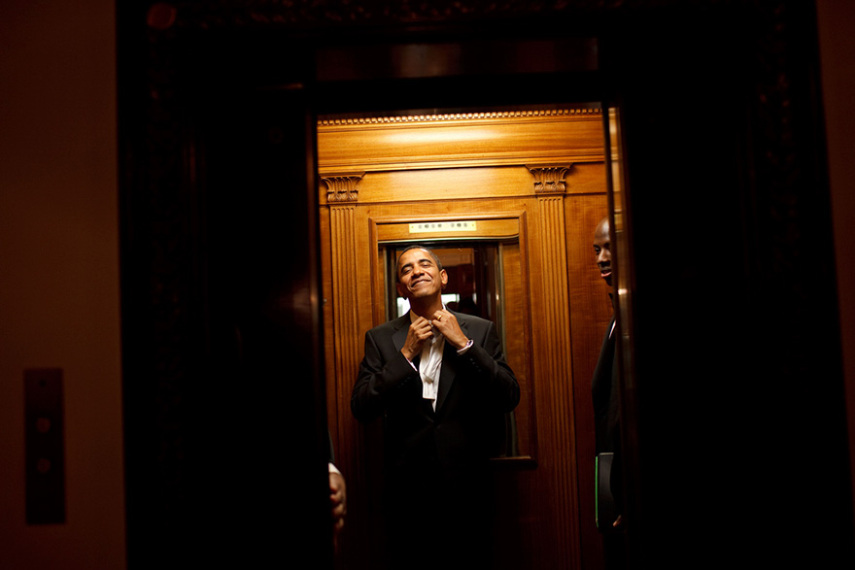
[396,248,447,302]
[593,219,612,287]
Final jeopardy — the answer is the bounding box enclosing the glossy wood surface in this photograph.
[317,110,604,173]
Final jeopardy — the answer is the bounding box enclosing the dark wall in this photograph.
[118,16,331,568]
[604,3,853,568]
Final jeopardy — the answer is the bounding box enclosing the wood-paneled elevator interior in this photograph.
[118,3,855,569]
[318,106,614,569]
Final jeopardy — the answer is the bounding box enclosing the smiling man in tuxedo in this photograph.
[351,244,519,570]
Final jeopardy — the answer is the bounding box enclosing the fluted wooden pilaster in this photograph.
[536,194,582,570]
[329,204,363,465]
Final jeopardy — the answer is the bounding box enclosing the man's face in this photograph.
[396,248,447,302]
[593,221,612,287]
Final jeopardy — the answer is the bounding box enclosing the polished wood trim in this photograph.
[500,232,538,462]
[317,109,604,174]
[374,215,521,242]
[533,195,582,569]
[318,108,599,127]
[328,205,363,469]
[318,163,606,205]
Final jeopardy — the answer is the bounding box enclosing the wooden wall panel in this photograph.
[324,165,535,204]
[566,193,613,570]
[530,195,581,569]
[321,163,606,206]
[566,163,609,195]
[500,240,535,461]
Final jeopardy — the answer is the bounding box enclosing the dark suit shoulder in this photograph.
[450,310,491,329]
[450,311,495,343]
[366,314,410,336]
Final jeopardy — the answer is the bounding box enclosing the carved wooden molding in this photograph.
[322,173,365,203]
[527,165,573,195]
[318,108,601,127]
[317,112,603,174]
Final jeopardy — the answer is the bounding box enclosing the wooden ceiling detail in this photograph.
[317,108,604,174]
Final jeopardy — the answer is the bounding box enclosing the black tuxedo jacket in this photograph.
[351,310,519,483]
[592,316,619,454]
[591,315,624,525]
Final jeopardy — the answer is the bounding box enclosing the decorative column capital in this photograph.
[322,172,365,203]
[526,165,573,195]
